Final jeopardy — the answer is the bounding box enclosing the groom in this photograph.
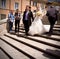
[23,5,34,35]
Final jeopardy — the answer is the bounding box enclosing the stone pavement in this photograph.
[0,18,7,25]
[0,23,7,36]
[0,23,60,59]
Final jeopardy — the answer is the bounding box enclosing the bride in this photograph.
[28,7,50,35]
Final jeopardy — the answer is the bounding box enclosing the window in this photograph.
[1,0,6,8]
[30,1,33,6]
[48,0,60,2]
[33,2,37,6]
[1,14,6,20]
[15,2,19,10]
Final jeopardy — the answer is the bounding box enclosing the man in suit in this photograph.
[46,6,58,36]
[23,5,34,35]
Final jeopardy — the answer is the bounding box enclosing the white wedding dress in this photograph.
[28,11,50,35]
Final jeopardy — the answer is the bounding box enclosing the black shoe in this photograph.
[25,33,29,36]
[48,32,52,36]
[47,34,52,36]
[47,32,52,36]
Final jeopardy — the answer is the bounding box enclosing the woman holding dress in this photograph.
[28,7,50,35]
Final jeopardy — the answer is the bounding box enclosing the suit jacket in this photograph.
[23,10,34,26]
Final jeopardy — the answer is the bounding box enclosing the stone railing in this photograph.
[0,18,7,25]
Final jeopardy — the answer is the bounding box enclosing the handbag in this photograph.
[15,16,20,20]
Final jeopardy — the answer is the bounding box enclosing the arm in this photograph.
[8,13,11,21]
[8,13,11,18]
[14,13,16,19]
[31,12,34,21]
[19,13,21,19]
[22,11,25,23]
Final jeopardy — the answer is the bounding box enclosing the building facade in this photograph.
[0,0,43,20]
[48,0,60,2]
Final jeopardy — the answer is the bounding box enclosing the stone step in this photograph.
[0,48,10,59]
[19,27,60,32]
[28,36,60,48]
[54,25,60,28]
[19,26,60,36]
[0,37,35,59]
[52,31,60,36]
[0,36,55,59]
[53,28,60,31]
[19,30,60,41]
[5,33,60,49]
[38,34,60,41]
[19,29,60,36]
[0,39,29,59]
[19,25,60,29]
[54,26,60,28]
[3,33,60,58]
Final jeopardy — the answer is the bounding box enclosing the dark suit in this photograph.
[23,10,34,35]
[46,7,57,34]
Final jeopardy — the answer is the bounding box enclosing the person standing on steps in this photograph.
[23,5,34,35]
[8,10,14,32]
[15,9,21,34]
[46,6,58,36]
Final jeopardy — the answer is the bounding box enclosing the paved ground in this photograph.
[0,23,7,36]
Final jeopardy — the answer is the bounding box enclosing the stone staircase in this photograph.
[0,25,60,59]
